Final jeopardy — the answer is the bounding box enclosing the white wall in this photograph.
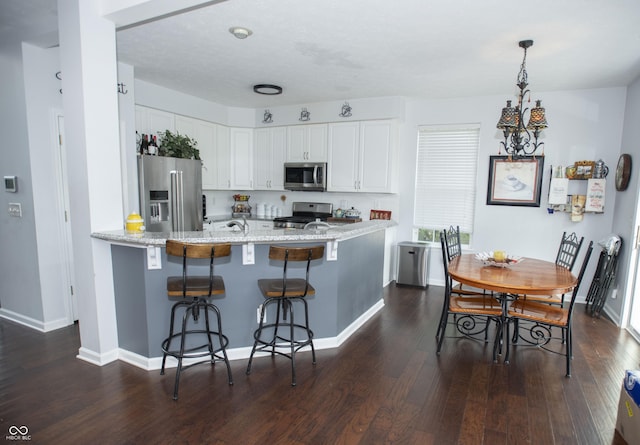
[0,42,43,326]
[22,43,72,330]
[117,62,138,219]
[399,88,626,290]
[611,75,640,324]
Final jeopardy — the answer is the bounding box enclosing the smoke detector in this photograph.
[229,27,253,39]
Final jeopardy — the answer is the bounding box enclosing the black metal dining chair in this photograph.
[436,231,503,361]
[516,231,584,307]
[504,241,593,377]
[443,225,490,298]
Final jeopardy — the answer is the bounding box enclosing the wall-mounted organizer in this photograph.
[547,162,607,222]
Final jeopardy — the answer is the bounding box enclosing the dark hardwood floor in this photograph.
[0,284,637,444]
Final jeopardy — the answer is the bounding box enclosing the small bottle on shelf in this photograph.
[139,134,149,155]
[148,135,158,155]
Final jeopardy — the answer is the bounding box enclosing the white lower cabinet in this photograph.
[328,120,396,193]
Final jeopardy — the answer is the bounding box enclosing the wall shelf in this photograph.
[547,164,606,220]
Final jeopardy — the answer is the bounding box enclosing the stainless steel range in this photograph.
[273,202,333,229]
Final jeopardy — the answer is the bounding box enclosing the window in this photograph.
[413,124,480,245]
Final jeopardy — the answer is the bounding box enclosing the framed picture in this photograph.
[487,156,545,207]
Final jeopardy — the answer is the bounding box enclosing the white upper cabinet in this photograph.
[174,115,196,138]
[327,122,360,191]
[254,127,286,190]
[194,122,218,190]
[229,127,254,190]
[328,120,396,193]
[136,106,175,142]
[286,124,328,162]
[215,125,231,190]
[136,107,255,191]
[358,120,396,193]
[175,115,218,190]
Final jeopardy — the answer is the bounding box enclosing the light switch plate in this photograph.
[4,176,17,192]
[146,246,162,270]
[8,203,21,217]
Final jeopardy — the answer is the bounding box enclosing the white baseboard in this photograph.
[77,347,119,366]
[0,308,46,331]
[116,298,385,371]
[0,308,73,332]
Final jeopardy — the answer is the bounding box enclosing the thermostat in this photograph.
[4,176,17,193]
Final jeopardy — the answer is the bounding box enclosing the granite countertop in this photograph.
[92,220,396,246]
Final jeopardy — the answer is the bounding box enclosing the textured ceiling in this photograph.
[3,0,640,109]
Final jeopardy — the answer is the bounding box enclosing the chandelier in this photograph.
[496,40,548,158]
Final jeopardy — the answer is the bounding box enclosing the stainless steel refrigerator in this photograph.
[138,155,203,232]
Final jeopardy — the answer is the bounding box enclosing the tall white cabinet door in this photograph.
[359,121,394,193]
[328,122,359,191]
[254,128,271,190]
[175,115,217,190]
[195,121,217,190]
[216,126,231,189]
[174,115,196,138]
[286,126,307,162]
[136,106,175,141]
[145,107,175,141]
[270,127,286,190]
[307,124,328,161]
[230,128,253,190]
[255,127,286,190]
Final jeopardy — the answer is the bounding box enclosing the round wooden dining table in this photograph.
[448,254,577,296]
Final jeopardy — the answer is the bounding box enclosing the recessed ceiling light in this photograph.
[229,26,252,39]
[253,84,283,95]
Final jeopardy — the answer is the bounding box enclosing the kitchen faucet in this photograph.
[303,219,331,231]
[227,215,249,234]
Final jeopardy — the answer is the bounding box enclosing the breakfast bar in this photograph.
[92,220,394,370]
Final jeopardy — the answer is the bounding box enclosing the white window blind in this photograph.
[414,125,480,234]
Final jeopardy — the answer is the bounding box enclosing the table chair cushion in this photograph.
[508,299,569,326]
[449,295,502,316]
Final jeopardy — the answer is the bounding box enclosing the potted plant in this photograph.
[158,130,200,160]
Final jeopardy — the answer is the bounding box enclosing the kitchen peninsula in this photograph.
[92,220,395,370]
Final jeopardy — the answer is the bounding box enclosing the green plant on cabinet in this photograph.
[159,130,200,160]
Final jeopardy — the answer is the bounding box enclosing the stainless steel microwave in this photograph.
[284,162,327,191]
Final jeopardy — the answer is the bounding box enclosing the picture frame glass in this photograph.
[487,156,545,207]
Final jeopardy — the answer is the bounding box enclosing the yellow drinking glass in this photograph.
[493,250,506,262]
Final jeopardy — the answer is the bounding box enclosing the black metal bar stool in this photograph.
[246,244,325,386]
[161,240,233,400]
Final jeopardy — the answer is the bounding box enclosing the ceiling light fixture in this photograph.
[253,84,282,95]
[229,26,252,39]
[496,40,548,158]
